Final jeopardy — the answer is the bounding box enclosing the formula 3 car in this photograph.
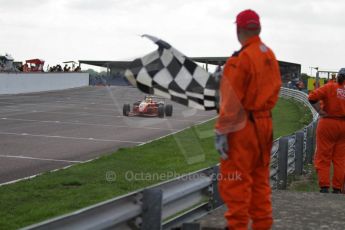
[123,95,173,118]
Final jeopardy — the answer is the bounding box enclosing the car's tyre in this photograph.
[123,104,130,116]
[165,104,173,116]
[158,104,165,118]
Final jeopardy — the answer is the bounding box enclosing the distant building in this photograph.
[79,57,301,83]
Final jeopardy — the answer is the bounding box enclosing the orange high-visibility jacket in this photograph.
[216,36,282,134]
[309,82,345,117]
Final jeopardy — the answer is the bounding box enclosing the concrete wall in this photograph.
[0,73,89,95]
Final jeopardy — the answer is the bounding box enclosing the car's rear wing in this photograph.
[144,95,166,101]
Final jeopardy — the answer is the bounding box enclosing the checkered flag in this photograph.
[124,35,218,110]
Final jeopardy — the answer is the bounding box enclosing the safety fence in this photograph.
[279,87,318,120]
[270,87,318,189]
[23,88,317,230]
[0,73,89,95]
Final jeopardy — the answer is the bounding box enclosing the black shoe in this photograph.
[332,188,342,194]
[320,187,329,193]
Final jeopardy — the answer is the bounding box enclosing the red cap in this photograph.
[236,9,260,30]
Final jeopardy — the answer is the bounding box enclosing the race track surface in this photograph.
[0,86,216,184]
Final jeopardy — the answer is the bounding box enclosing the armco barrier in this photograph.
[22,88,317,230]
[0,73,89,94]
[270,87,318,189]
[22,168,216,230]
[279,87,318,121]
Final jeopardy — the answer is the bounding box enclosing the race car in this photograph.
[123,95,173,118]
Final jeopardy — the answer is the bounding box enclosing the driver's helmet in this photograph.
[145,96,153,103]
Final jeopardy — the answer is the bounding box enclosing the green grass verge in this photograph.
[0,98,311,229]
[272,98,313,138]
[288,164,319,192]
[288,164,337,192]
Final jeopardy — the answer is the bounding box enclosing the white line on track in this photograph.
[119,116,207,122]
[0,102,17,105]
[0,155,83,163]
[0,98,193,110]
[137,116,217,146]
[0,131,144,144]
[0,164,77,187]
[0,109,207,121]
[0,117,178,131]
[0,116,217,187]
[0,107,212,120]
[0,100,120,110]
[0,109,22,114]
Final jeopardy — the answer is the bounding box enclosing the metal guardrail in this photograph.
[23,87,317,230]
[23,167,219,230]
[279,87,318,121]
[270,87,318,189]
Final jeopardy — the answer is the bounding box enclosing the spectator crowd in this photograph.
[47,64,81,72]
[0,54,81,73]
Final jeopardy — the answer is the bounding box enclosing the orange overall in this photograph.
[308,82,345,190]
[215,36,281,230]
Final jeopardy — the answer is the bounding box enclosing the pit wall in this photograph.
[0,73,89,95]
